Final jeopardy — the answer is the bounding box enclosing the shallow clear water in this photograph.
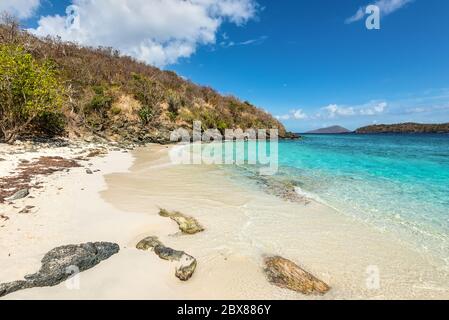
[222,134,449,263]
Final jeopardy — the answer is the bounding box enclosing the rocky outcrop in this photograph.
[136,236,197,281]
[0,242,120,298]
[247,174,310,205]
[264,256,330,295]
[159,209,204,235]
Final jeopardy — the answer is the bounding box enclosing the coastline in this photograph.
[1,142,449,299]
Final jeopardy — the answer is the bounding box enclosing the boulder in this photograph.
[136,236,163,251]
[175,253,197,281]
[159,209,204,235]
[264,256,330,295]
[136,236,197,281]
[6,189,29,201]
[154,245,185,261]
[0,242,120,298]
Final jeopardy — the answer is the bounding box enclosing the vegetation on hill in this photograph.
[356,123,449,134]
[0,44,65,143]
[0,15,288,144]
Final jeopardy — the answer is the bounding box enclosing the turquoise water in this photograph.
[226,134,449,263]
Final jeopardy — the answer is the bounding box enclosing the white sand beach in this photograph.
[1,142,449,300]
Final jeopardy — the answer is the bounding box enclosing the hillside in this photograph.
[0,18,289,144]
[306,126,351,134]
[356,123,449,134]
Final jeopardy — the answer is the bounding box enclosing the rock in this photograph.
[86,169,93,174]
[136,236,197,281]
[263,256,330,295]
[6,189,29,201]
[175,253,197,281]
[136,236,163,251]
[0,242,120,298]
[154,245,185,261]
[85,149,107,158]
[18,206,35,214]
[159,209,204,235]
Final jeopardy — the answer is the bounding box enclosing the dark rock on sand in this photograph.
[0,242,119,298]
[18,206,35,214]
[136,236,197,281]
[159,209,204,234]
[264,256,330,295]
[86,169,93,174]
[154,245,185,261]
[6,189,29,201]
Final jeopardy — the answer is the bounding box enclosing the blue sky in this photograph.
[5,0,449,132]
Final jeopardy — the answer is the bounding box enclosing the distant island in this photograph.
[356,123,449,134]
[306,126,352,134]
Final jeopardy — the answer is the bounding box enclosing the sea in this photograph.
[222,133,449,265]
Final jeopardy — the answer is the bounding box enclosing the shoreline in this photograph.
[1,142,449,299]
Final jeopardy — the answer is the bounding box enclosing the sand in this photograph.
[1,143,449,300]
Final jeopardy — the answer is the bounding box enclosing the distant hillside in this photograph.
[0,18,290,144]
[356,123,449,134]
[306,126,352,134]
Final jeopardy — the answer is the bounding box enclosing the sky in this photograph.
[1,0,449,132]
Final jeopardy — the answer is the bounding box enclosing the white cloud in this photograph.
[292,109,308,120]
[0,0,41,19]
[276,108,308,121]
[360,102,388,115]
[345,8,365,24]
[322,101,387,118]
[346,0,413,24]
[324,104,356,118]
[276,114,291,121]
[220,35,267,48]
[29,0,258,67]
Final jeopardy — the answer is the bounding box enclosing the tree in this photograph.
[0,44,64,143]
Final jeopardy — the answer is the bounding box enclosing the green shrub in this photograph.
[33,111,66,135]
[0,44,64,143]
[110,106,122,115]
[131,73,164,124]
[87,85,113,112]
[167,90,182,119]
[138,105,154,124]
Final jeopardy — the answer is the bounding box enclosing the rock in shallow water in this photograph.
[136,236,197,281]
[0,242,120,298]
[264,256,330,295]
[159,209,204,235]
